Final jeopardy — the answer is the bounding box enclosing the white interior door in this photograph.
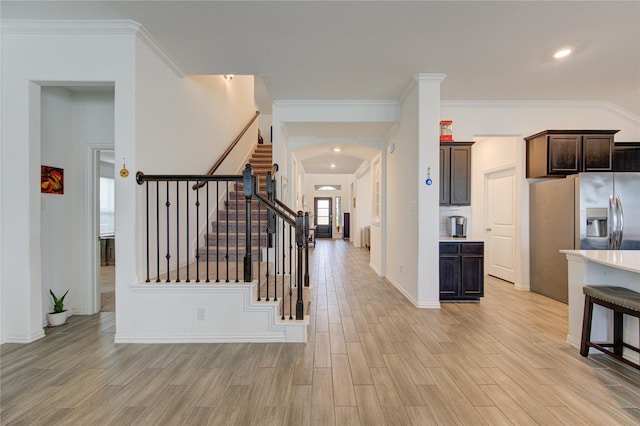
[485,167,516,282]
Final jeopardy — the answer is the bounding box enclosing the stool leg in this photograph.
[613,311,623,356]
[580,295,594,357]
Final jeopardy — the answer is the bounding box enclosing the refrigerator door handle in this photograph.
[608,194,617,249]
[616,195,624,250]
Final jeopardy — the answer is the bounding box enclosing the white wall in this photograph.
[386,88,420,303]
[1,20,257,343]
[40,87,115,320]
[353,164,372,248]
[130,36,256,280]
[1,21,136,343]
[441,101,640,142]
[116,33,256,341]
[258,113,273,144]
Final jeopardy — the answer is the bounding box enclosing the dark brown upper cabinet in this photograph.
[613,142,640,172]
[525,130,618,178]
[440,142,473,206]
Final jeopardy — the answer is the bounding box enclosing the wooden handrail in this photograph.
[193,110,260,189]
[207,110,260,176]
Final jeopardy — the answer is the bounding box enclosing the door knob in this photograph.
[485,228,492,231]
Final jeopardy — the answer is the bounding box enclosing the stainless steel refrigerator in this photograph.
[529,173,640,303]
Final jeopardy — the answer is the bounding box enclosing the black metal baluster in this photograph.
[195,181,200,282]
[165,182,171,282]
[225,181,230,282]
[271,214,278,302]
[236,177,239,283]
[304,212,310,287]
[281,219,285,320]
[145,181,150,282]
[156,181,161,283]
[289,223,293,320]
[243,168,253,283]
[296,211,304,320]
[206,181,210,283]
[176,181,180,283]
[185,181,190,282]
[215,181,219,282]
[257,203,262,301]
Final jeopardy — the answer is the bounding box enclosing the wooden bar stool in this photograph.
[580,285,640,370]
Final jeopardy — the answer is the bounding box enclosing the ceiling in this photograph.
[4,1,639,174]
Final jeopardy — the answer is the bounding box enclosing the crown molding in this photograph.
[413,73,448,82]
[1,19,141,35]
[441,100,639,124]
[273,99,399,108]
[1,19,185,77]
[135,23,185,77]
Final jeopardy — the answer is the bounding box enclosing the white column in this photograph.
[416,73,446,308]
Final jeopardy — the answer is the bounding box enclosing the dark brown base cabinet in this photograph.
[439,242,484,301]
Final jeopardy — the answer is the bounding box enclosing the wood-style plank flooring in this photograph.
[2,239,639,425]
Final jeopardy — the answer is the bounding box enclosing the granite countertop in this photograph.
[439,236,484,243]
[560,250,640,274]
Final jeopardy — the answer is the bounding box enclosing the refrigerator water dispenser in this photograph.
[586,208,608,238]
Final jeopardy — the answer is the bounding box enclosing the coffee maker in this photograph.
[449,215,467,238]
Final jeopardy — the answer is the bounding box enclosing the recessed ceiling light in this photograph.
[333,148,342,152]
[553,48,572,59]
[330,164,336,168]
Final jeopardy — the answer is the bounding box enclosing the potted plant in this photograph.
[48,289,69,327]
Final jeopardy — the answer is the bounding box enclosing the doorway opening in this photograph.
[98,150,115,312]
[314,197,333,239]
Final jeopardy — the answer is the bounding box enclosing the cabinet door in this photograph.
[461,255,484,297]
[450,146,471,205]
[613,143,640,172]
[439,254,460,299]
[548,135,582,174]
[439,146,450,205]
[583,135,613,171]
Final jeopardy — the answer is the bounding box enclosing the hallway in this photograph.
[1,240,639,425]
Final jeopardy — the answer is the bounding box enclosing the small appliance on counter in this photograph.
[449,215,467,238]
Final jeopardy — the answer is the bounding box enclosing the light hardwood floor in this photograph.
[2,239,639,425]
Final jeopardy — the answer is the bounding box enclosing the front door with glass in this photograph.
[314,197,332,239]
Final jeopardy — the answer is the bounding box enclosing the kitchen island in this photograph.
[561,250,640,364]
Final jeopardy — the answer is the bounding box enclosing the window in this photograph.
[336,196,342,228]
[100,177,115,236]
[314,184,341,191]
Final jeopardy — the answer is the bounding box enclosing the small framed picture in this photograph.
[41,165,64,194]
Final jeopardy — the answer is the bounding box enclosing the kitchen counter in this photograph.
[560,250,640,274]
[439,236,484,243]
[561,250,640,364]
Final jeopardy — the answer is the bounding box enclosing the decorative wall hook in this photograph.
[120,157,129,178]
[425,167,433,185]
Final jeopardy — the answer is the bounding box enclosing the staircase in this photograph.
[134,140,309,344]
[197,143,273,262]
